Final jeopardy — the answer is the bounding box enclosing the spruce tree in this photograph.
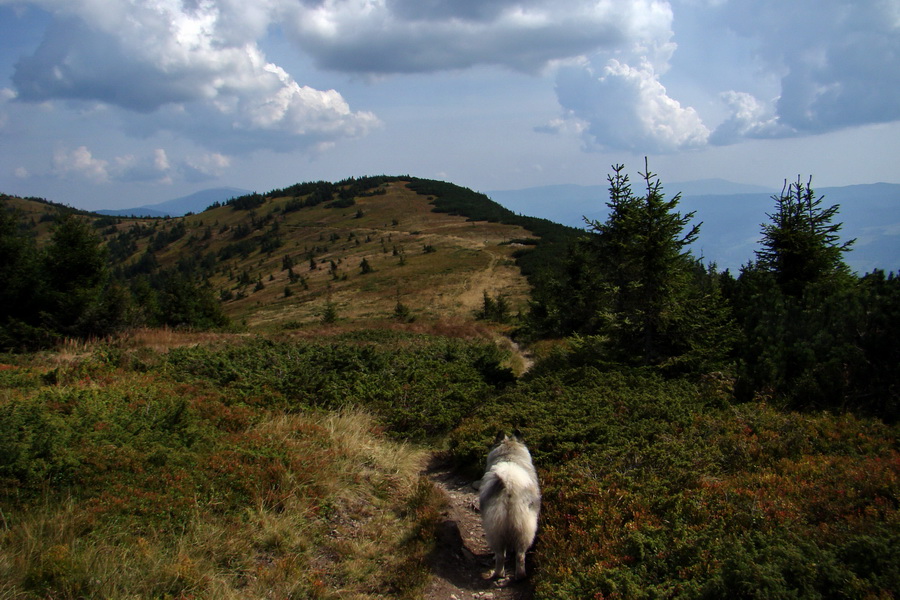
[571,160,732,370]
[734,177,864,412]
[322,300,338,324]
[41,214,123,338]
[0,208,45,347]
[756,176,854,296]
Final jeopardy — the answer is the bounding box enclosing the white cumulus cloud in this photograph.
[537,0,711,154]
[182,152,232,182]
[113,150,174,183]
[0,87,16,131]
[551,57,709,153]
[53,145,110,183]
[3,0,899,163]
[710,91,789,145]
[46,145,236,185]
[699,0,900,136]
[153,149,170,172]
[7,0,380,152]
[543,0,900,152]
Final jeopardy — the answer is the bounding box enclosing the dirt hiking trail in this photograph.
[425,456,535,600]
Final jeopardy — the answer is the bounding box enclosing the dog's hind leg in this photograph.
[514,549,526,580]
[492,547,506,579]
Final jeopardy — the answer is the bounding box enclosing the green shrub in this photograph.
[163,333,513,440]
[449,361,900,598]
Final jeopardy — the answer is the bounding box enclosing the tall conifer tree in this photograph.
[756,176,854,295]
[536,160,735,371]
[734,177,864,411]
[41,215,116,337]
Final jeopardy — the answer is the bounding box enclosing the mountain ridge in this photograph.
[99,178,773,220]
[96,187,251,218]
[6,175,896,333]
[4,178,578,330]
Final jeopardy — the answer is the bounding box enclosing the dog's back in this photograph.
[479,436,540,580]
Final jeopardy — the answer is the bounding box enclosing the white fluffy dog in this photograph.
[479,433,541,580]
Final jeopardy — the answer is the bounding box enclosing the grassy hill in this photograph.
[1,193,96,239]
[4,177,580,332]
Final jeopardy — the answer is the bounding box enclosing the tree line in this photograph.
[525,160,898,422]
[0,209,227,350]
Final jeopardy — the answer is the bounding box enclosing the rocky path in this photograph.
[424,458,535,600]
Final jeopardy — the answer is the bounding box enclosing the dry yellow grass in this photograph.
[5,179,538,333]
[198,181,533,329]
[0,409,441,600]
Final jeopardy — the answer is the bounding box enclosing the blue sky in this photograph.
[1,0,899,211]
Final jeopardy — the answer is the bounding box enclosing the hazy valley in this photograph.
[488,181,900,274]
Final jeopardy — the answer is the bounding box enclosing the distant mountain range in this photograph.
[99,180,768,220]
[96,187,251,218]
[488,181,900,274]
[98,179,898,274]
